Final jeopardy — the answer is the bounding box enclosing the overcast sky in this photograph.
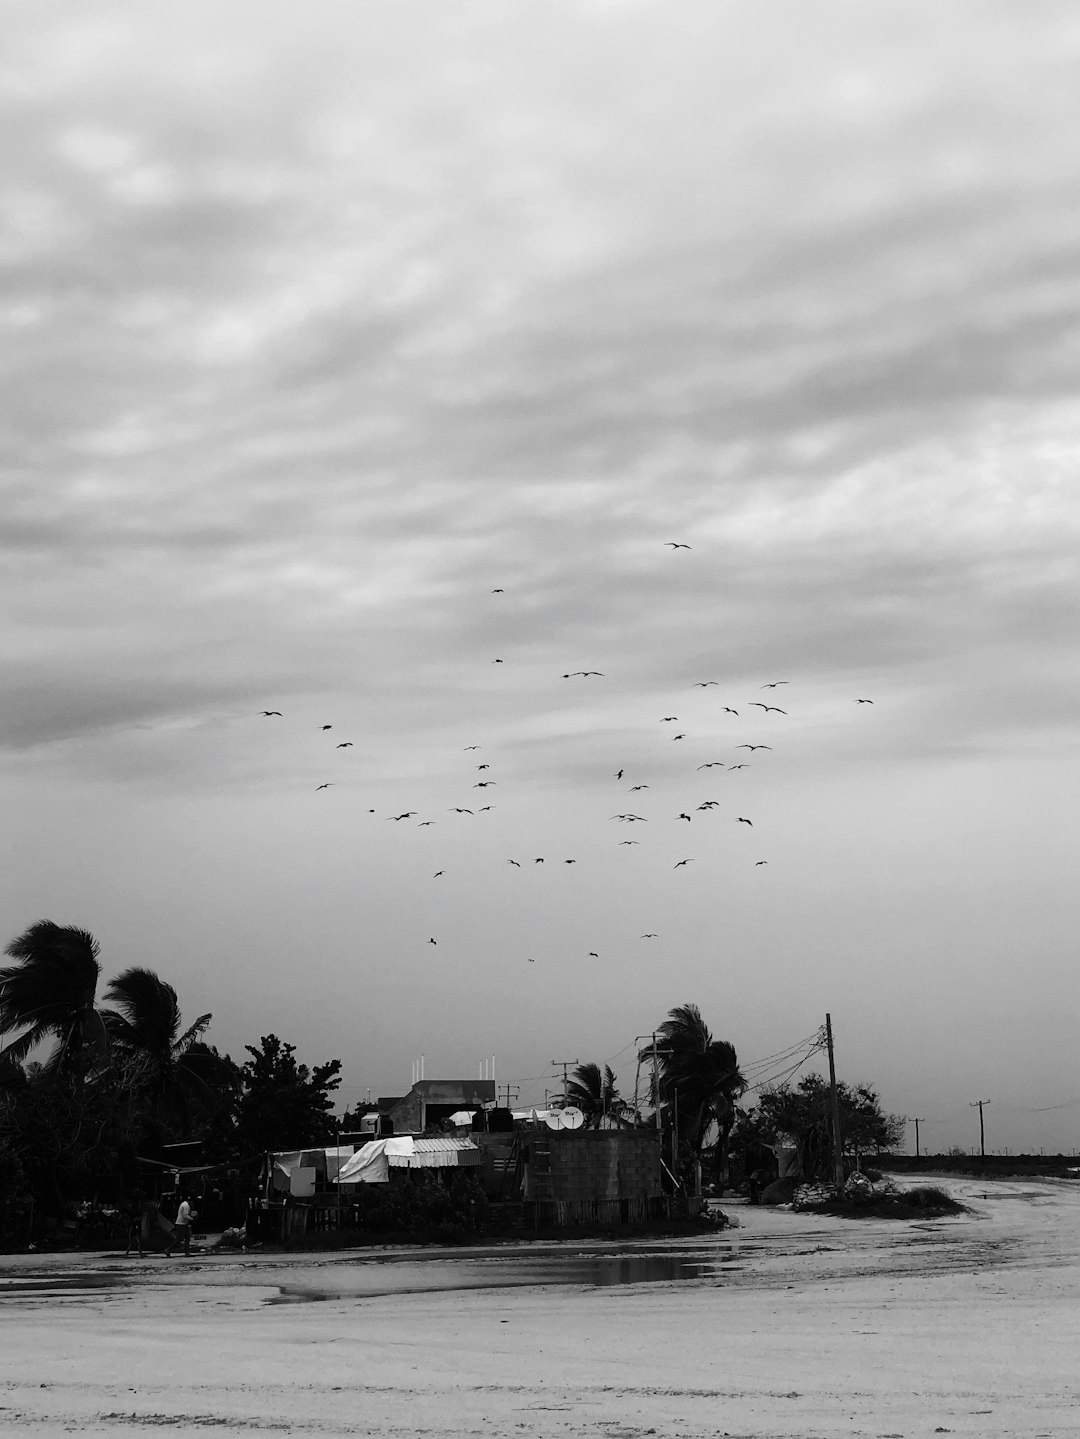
[4,1,1079,1155]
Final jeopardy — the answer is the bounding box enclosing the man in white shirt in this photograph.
[166,1195,194,1257]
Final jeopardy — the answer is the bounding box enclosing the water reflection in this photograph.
[265,1247,742,1304]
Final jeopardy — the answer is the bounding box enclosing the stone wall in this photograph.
[523,1129,661,1202]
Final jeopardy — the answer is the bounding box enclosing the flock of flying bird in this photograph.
[256,544,876,960]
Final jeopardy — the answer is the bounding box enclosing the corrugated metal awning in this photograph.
[400,1137,480,1167]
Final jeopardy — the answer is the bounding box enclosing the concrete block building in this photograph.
[378,1079,495,1134]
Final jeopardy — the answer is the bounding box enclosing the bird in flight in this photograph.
[564,859,576,864]
[615,769,624,780]
[492,658,503,664]
[697,801,719,810]
[450,807,473,815]
[336,742,353,748]
[761,681,789,688]
[755,860,768,866]
[641,933,658,939]
[428,938,437,946]
[507,859,521,867]
[464,745,481,751]
[736,817,753,826]
[476,763,490,770]
[722,707,738,716]
[315,783,333,791]
[750,703,787,714]
[534,858,544,864]
[677,813,692,822]
[433,871,445,878]
[588,951,599,958]
[618,840,639,845]
[697,761,724,769]
[321,725,332,730]
[474,780,496,788]
[855,698,874,704]
[491,588,504,593]
[729,763,749,770]
[660,716,679,722]
[694,681,719,687]
[260,711,282,717]
[389,811,416,820]
[672,734,686,741]
[563,671,604,678]
[612,814,646,822]
[665,541,691,549]
[738,744,772,751]
[478,805,494,812]
[673,858,694,868]
[527,957,534,963]
[628,784,650,792]
[419,821,436,826]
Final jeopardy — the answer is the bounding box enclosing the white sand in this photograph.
[2,1175,1079,1437]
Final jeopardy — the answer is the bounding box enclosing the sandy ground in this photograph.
[2,1175,1078,1438]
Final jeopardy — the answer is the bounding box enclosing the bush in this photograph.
[798,1182,966,1219]
[349,1172,489,1240]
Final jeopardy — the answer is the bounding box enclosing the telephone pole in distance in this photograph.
[907,1116,926,1160]
[825,1013,844,1187]
[970,1099,990,1161]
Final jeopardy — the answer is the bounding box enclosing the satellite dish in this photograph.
[545,1106,585,1130]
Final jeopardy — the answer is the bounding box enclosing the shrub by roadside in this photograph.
[794,1178,965,1218]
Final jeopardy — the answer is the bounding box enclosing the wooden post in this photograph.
[825,1013,844,1187]
[971,1099,989,1161]
[653,1033,661,1131]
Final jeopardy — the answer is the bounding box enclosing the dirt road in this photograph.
[2,1175,1077,1437]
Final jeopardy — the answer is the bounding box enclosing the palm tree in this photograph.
[101,967,219,1138]
[565,1062,631,1128]
[639,1003,746,1192]
[0,922,108,1072]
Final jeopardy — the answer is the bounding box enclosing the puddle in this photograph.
[265,1250,740,1304]
[0,1273,122,1297]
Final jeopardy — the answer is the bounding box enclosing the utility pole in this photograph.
[552,1059,579,1106]
[653,1033,661,1131]
[971,1099,990,1161]
[825,1013,844,1187]
[334,1113,344,1231]
[908,1117,926,1160]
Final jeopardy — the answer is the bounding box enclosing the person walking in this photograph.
[166,1194,194,1257]
[123,1194,145,1256]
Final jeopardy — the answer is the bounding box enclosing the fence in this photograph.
[523,1194,704,1229]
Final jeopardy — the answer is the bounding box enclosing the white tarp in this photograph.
[324,1145,356,1181]
[338,1137,415,1184]
[337,1136,480,1182]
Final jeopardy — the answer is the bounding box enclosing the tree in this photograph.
[0,922,108,1073]
[565,1062,631,1127]
[234,1035,343,1154]
[101,967,230,1145]
[639,1004,746,1190]
[747,1074,905,1181]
